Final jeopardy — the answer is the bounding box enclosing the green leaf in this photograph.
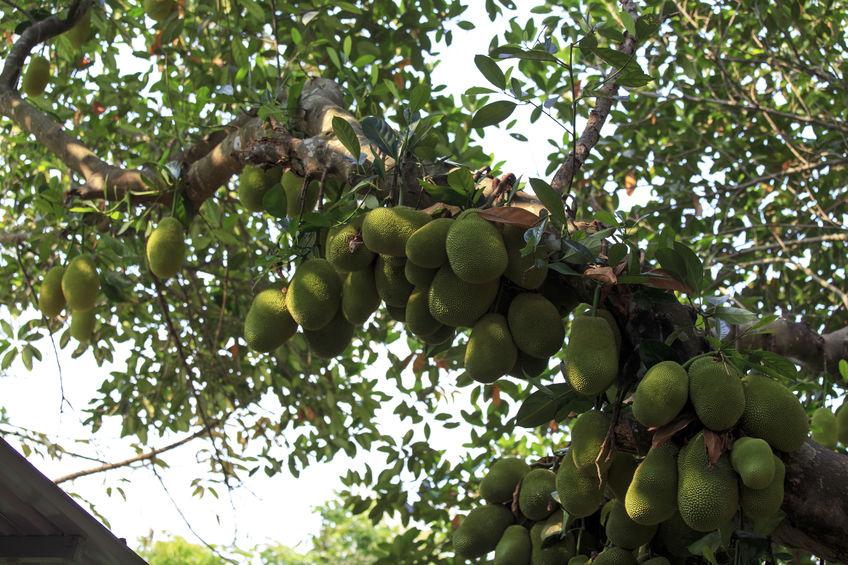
[490,45,560,63]
[262,186,287,219]
[529,177,566,227]
[470,101,517,129]
[636,14,661,39]
[514,385,573,428]
[446,168,475,195]
[408,83,430,113]
[474,54,506,90]
[332,116,362,162]
[713,306,758,325]
[621,10,636,37]
[840,359,848,381]
[360,116,399,159]
[687,530,722,565]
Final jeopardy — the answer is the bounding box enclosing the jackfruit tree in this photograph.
[1,1,848,564]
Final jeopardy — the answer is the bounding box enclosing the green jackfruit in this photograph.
[632,361,688,429]
[688,356,745,432]
[239,166,282,212]
[375,255,413,307]
[837,403,848,445]
[61,255,99,312]
[569,556,589,565]
[244,288,298,352]
[420,324,454,345]
[39,266,66,318]
[70,309,96,343]
[66,10,92,48]
[677,432,739,532]
[740,455,784,519]
[605,499,657,549]
[556,455,604,518]
[385,304,406,322]
[507,293,565,359]
[519,468,557,520]
[282,171,320,218]
[573,304,621,351]
[571,410,611,470]
[625,443,678,526]
[446,214,508,283]
[465,314,518,384]
[641,557,671,565]
[530,522,575,565]
[146,217,186,279]
[406,287,442,337]
[404,261,437,288]
[303,309,354,358]
[286,259,341,330]
[325,219,374,272]
[362,206,429,257]
[453,504,514,559]
[730,437,775,490]
[495,525,531,565]
[564,316,619,396]
[503,225,548,289]
[144,0,177,21]
[22,55,50,97]
[740,374,808,452]
[405,217,452,268]
[428,265,498,327]
[811,407,838,448]
[657,512,700,557]
[606,452,638,500]
[591,547,637,565]
[480,458,530,504]
[510,353,549,379]
[341,269,379,324]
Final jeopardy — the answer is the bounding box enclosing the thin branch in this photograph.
[713,233,848,261]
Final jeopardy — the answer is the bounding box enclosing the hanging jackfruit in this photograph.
[740,455,785,519]
[480,458,530,504]
[286,258,341,330]
[452,504,514,559]
[282,170,320,218]
[688,356,745,432]
[303,309,354,358]
[570,410,611,471]
[70,309,96,343]
[625,443,678,526]
[361,206,429,257]
[405,287,443,338]
[404,260,437,288]
[518,468,557,521]
[465,314,518,384]
[405,217,452,268]
[61,255,100,312]
[632,361,688,429]
[66,9,92,48]
[502,225,548,289]
[811,406,838,448]
[239,166,282,212]
[39,266,66,318]
[605,499,657,550]
[244,288,298,352]
[494,525,531,565]
[510,352,549,380]
[591,547,637,565]
[556,455,604,518]
[427,265,498,327]
[146,217,186,279]
[341,269,380,325]
[507,293,565,359]
[325,218,374,272]
[445,213,508,283]
[374,255,413,308]
[676,432,739,532]
[730,437,775,490]
[564,315,618,396]
[837,403,848,445]
[573,303,621,350]
[22,55,50,96]
[606,452,638,501]
[740,374,809,452]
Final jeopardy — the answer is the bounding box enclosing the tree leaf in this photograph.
[332,116,361,161]
[473,54,506,90]
[477,206,539,228]
[470,101,517,129]
[360,116,399,159]
[529,177,566,227]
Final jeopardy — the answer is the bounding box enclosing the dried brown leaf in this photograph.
[584,266,618,286]
[625,170,637,196]
[478,206,540,228]
[651,413,696,449]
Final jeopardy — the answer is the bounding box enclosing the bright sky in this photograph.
[1,1,652,561]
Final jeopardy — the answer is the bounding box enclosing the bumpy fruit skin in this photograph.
[740,455,785,519]
[427,265,498,327]
[740,374,809,452]
[465,314,518,384]
[70,309,96,343]
[556,455,604,518]
[687,356,745,432]
[452,505,514,559]
[420,324,454,345]
[238,166,266,212]
[385,304,406,322]
[606,452,638,500]
[146,217,186,279]
[564,316,618,396]
[285,259,341,330]
[405,217,452,268]
[510,353,549,379]
[303,309,354,358]
[405,287,442,337]
[605,499,657,549]
[445,214,508,283]
[657,511,700,557]
[625,443,678,526]
[244,288,297,352]
[324,219,374,272]
[39,266,66,318]
[403,261,436,288]
[502,225,548,289]
[61,255,100,312]
[573,304,621,350]
[480,458,530,504]
[508,293,565,359]
[641,558,671,565]
[837,403,848,445]
[374,255,413,308]
[22,55,50,96]
[361,206,429,257]
[341,269,379,324]
[494,525,531,565]
[530,522,575,565]
[632,361,688,428]
[811,407,838,448]
[591,547,637,565]
[570,410,611,470]
[677,432,739,532]
[282,171,320,218]
[569,556,589,565]
[66,10,92,48]
[730,437,775,490]
[519,468,557,521]
[144,0,177,21]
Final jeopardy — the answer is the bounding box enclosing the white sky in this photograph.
[1,1,652,561]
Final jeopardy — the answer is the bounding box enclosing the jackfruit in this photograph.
[244,288,298,352]
[556,455,604,518]
[480,458,530,504]
[530,522,574,565]
[507,293,564,359]
[238,166,268,212]
[687,356,744,431]
[810,407,838,448]
[625,443,678,526]
[503,225,548,289]
[66,10,92,48]
[564,315,618,396]
[573,304,621,350]
[837,403,848,445]
[494,525,531,565]
[606,452,638,500]
[61,255,99,312]
[361,206,429,256]
[519,468,557,520]
[39,266,66,318]
[446,214,508,283]
[144,0,177,21]
[510,353,549,379]
[641,558,671,565]
[605,499,657,549]
[374,255,413,307]
[656,512,700,557]
[303,309,354,358]
[740,455,784,519]
[405,217,452,268]
[282,171,320,218]
[404,261,437,288]
[465,314,518,384]
[70,309,95,343]
[571,410,611,470]
[452,504,514,559]
[385,304,406,322]
[22,55,50,97]
[591,547,637,565]
[146,217,186,279]
[324,219,374,272]
[428,265,498,327]
[676,432,739,532]
[730,437,775,490]
[341,269,379,324]
[632,361,688,429]
[286,259,341,330]
[569,556,589,565]
[740,374,808,452]
[405,287,442,337]
[420,325,454,345]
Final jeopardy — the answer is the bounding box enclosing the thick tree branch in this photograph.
[736,320,848,379]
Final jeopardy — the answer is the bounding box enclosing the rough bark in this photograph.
[738,320,848,379]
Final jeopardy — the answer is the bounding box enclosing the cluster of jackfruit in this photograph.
[238,166,322,217]
[38,255,101,344]
[810,403,848,449]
